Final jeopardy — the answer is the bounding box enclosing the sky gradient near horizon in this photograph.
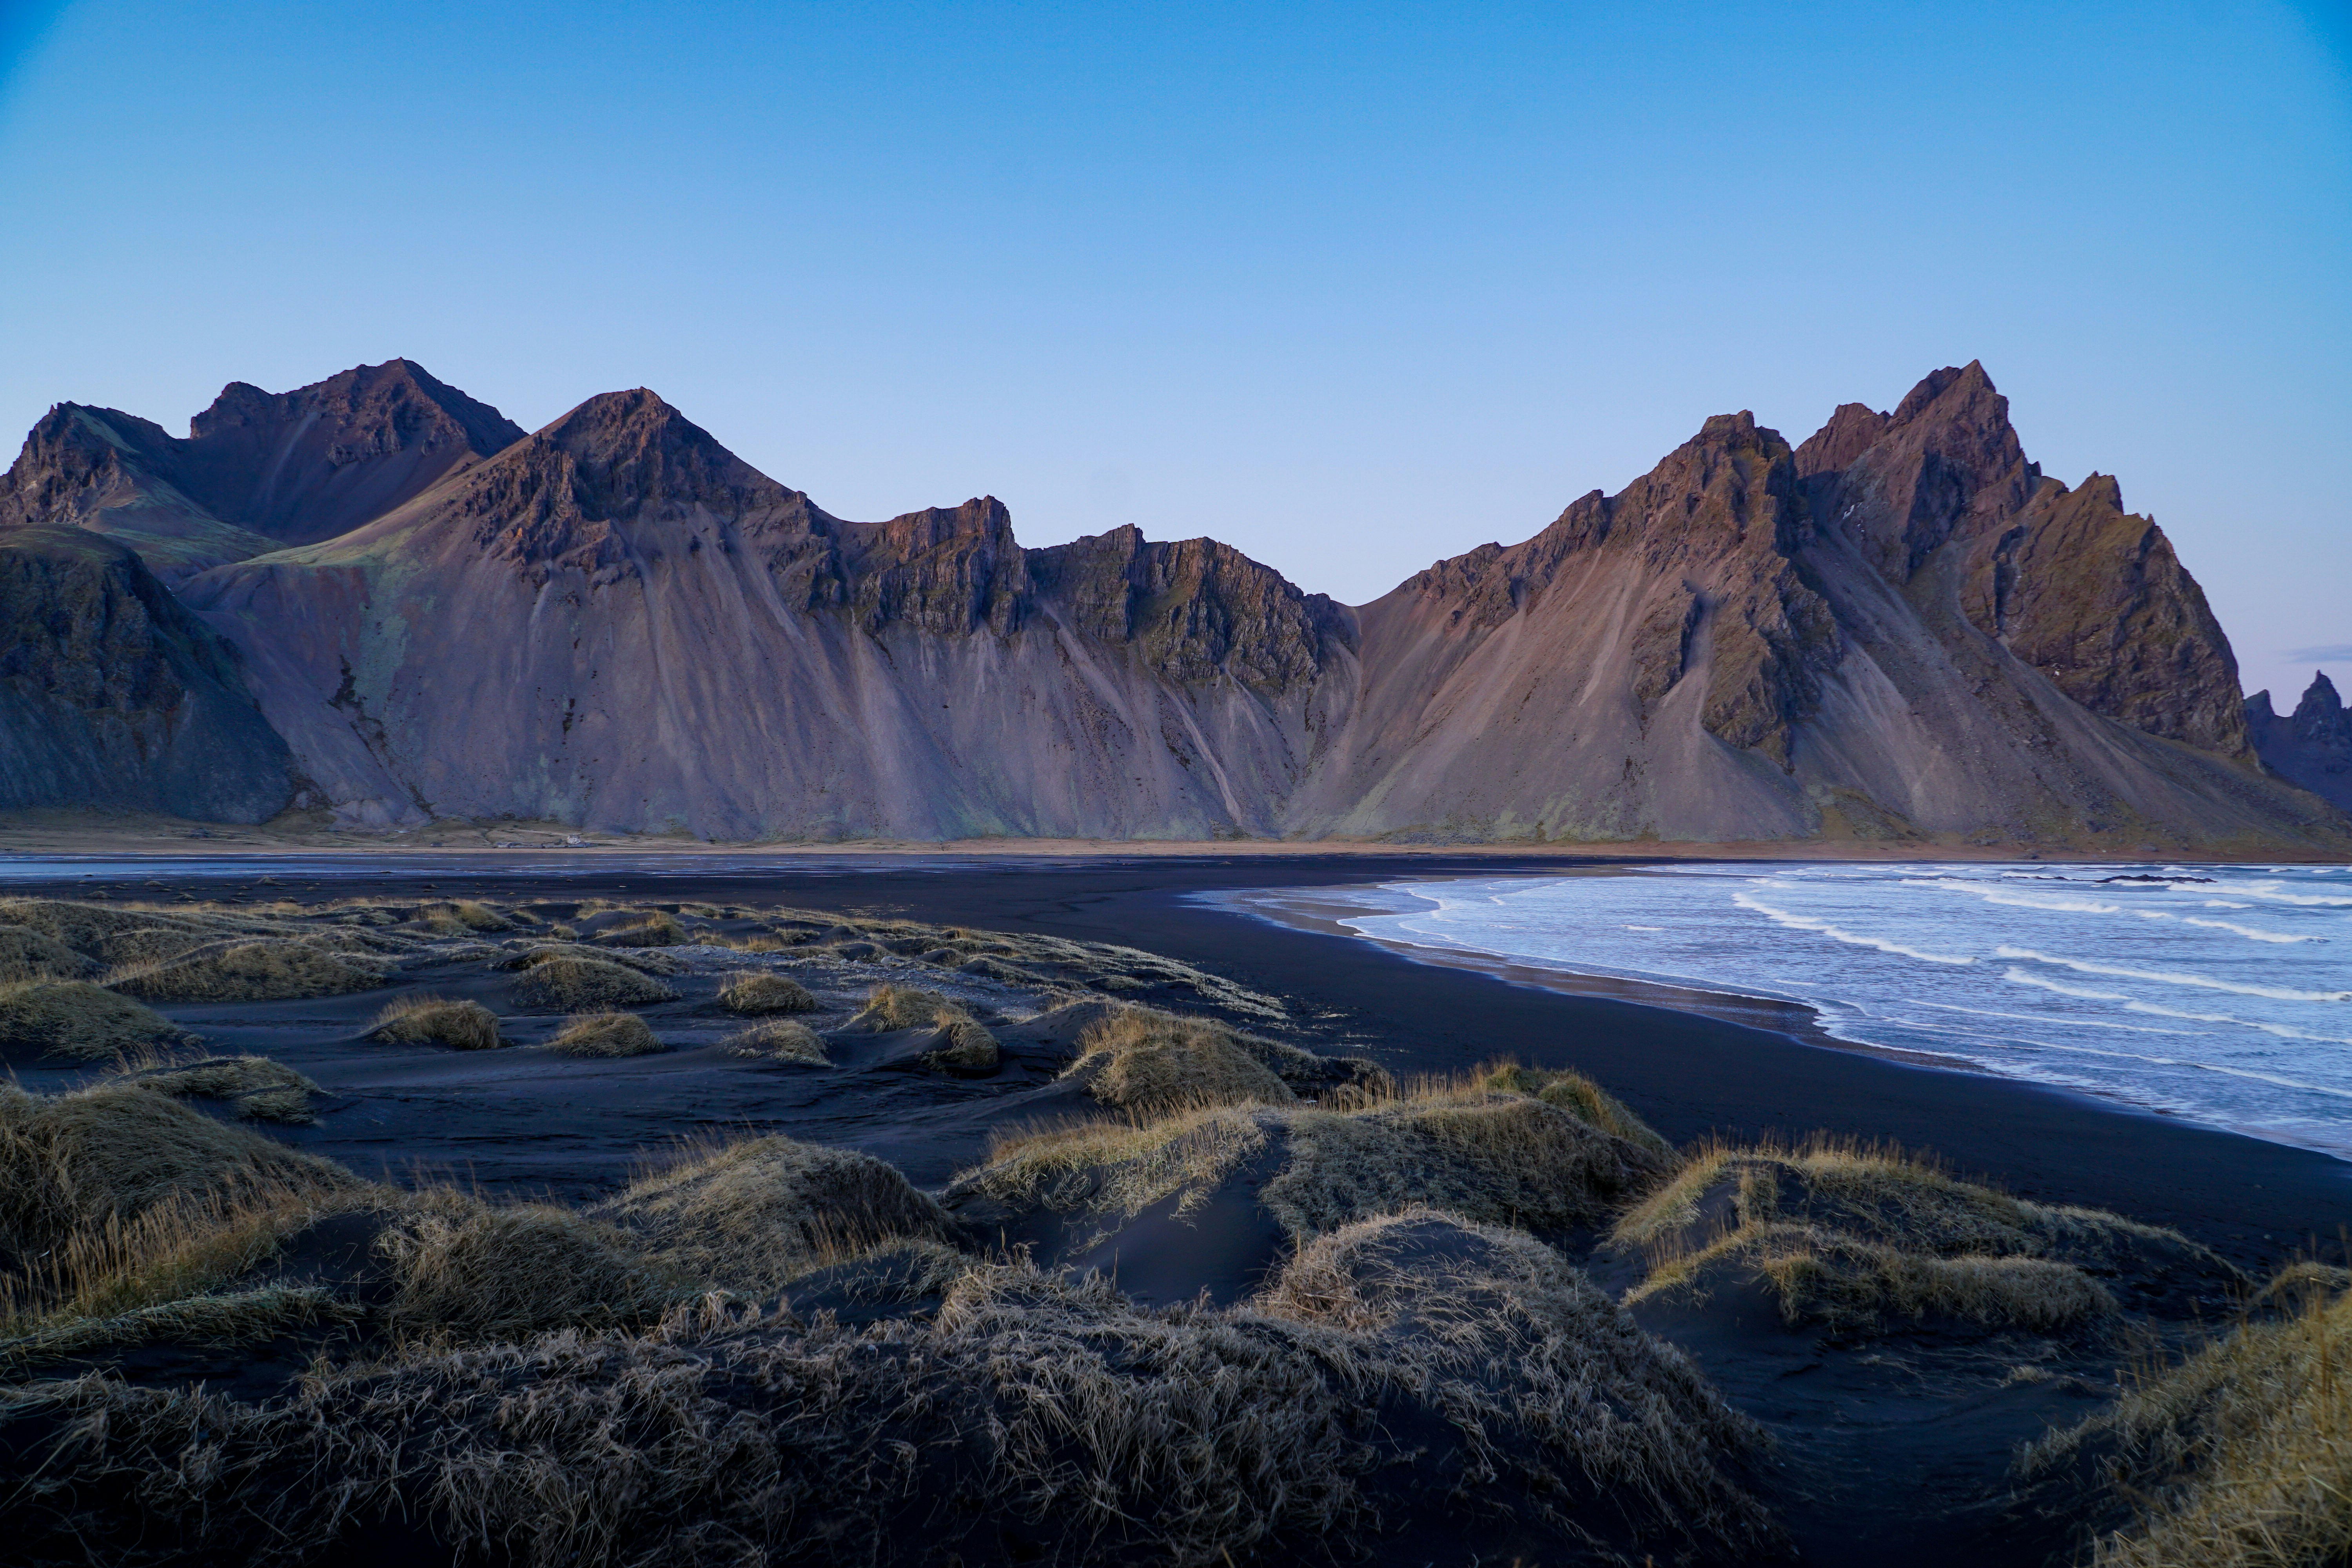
[2,1,2347,706]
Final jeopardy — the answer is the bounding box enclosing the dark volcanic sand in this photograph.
[13,849,2350,1568]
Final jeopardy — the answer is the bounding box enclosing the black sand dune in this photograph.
[0,851,2345,1567]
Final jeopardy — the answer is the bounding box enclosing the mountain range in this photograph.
[2,358,2344,851]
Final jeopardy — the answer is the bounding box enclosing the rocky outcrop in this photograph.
[0,361,524,578]
[0,358,2339,851]
[0,526,296,821]
[1796,362,2249,760]
[2248,674,2352,812]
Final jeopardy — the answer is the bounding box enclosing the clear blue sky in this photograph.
[3,2,2347,705]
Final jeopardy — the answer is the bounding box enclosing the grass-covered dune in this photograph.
[0,891,2337,1566]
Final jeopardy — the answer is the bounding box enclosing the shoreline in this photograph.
[7,849,2348,1272]
[1214,873,2352,1165]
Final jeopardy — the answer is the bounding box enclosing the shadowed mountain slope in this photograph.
[0,526,296,821]
[2,360,2342,849]
[0,360,523,580]
[2247,674,2352,813]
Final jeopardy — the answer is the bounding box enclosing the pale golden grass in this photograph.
[950,1106,1272,1221]
[0,1176,374,1338]
[0,1082,357,1256]
[595,909,688,948]
[590,1134,960,1295]
[505,940,688,976]
[1613,1133,2193,1259]
[377,1194,682,1342]
[1481,1058,1670,1152]
[717,971,817,1015]
[1611,1135,2200,1333]
[2022,1270,2352,1567]
[0,978,185,1060]
[953,1069,1667,1240]
[850,984,999,1075]
[724,1018,827,1062]
[545,1012,663,1057]
[1064,1007,1295,1114]
[367,993,503,1051]
[107,938,388,1003]
[1263,1085,1661,1238]
[123,1053,323,1124]
[508,953,679,1011]
[416,899,514,935]
[757,905,1290,1019]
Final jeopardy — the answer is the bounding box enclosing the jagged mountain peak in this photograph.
[189,358,520,455]
[526,388,793,521]
[2298,670,2345,724]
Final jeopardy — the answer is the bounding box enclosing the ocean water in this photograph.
[1312,863,2352,1157]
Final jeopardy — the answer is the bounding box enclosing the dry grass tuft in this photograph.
[4,1283,367,1368]
[108,939,388,1003]
[717,971,817,1015]
[850,984,999,1076]
[954,1072,1668,1243]
[592,1134,961,1294]
[0,980,187,1061]
[724,1019,827,1063]
[596,910,687,948]
[0,1083,357,1305]
[1257,1206,1771,1536]
[0,1208,1777,1568]
[2021,1269,2352,1566]
[123,1054,323,1124]
[953,1108,1274,1224]
[1064,1007,1295,1114]
[1613,1136,2205,1333]
[848,982,956,1031]
[416,900,514,935]
[367,994,503,1051]
[508,953,679,1011]
[0,926,96,983]
[378,1197,680,1342]
[1264,1083,1669,1239]
[1482,1059,1670,1152]
[545,1012,663,1058]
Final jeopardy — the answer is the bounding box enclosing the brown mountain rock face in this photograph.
[175,390,1352,837]
[2247,674,2352,812]
[1963,474,2250,758]
[1,358,2339,850]
[172,359,525,544]
[0,526,296,821]
[0,360,524,579]
[1291,364,2338,849]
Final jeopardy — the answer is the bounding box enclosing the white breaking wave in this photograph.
[2002,967,2130,1002]
[2181,916,2320,944]
[1994,946,2352,1004]
[1916,1000,2194,1035]
[1290,860,2352,1159]
[2218,882,2352,907]
[1734,890,1975,964]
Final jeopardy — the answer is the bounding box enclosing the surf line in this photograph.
[1732,890,1974,965]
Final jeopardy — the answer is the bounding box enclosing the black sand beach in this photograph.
[18,849,2349,1264]
[7,848,2348,1567]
